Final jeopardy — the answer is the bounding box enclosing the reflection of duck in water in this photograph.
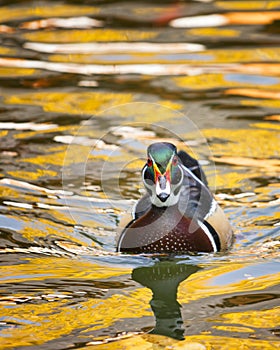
[117,142,233,254]
[132,260,200,340]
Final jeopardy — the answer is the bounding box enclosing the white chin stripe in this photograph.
[151,189,181,207]
[156,179,170,196]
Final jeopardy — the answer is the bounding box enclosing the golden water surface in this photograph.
[0,1,279,349]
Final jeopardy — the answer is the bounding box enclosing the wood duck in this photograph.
[117,142,233,254]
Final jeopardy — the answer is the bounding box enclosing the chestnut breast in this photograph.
[118,205,214,254]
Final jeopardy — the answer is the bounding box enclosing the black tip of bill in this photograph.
[157,192,169,202]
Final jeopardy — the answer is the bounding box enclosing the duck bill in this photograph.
[155,171,171,202]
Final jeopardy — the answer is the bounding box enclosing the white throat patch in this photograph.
[151,188,181,207]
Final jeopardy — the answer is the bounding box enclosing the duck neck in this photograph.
[151,203,180,216]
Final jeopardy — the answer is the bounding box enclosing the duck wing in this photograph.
[177,150,208,185]
[177,150,215,221]
[178,150,233,251]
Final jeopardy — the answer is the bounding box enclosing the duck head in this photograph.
[142,142,184,207]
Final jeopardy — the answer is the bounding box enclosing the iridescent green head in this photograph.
[142,142,183,207]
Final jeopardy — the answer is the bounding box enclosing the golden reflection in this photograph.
[0,258,279,348]
[253,122,280,131]
[0,292,151,348]
[0,257,144,348]
[5,92,133,115]
[0,214,82,245]
[99,101,184,123]
[255,182,280,198]
[21,150,71,167]
[0,256,130,282]
[18,143,98,168]
[214,171,250,190]
[7,169,57,181]
[189,28,240,37]
[0,0,279,348]
[23,29,157,43]
[0,67,35,76]
[179,264,280,303]
[226,11,280,25]
[21,219,76,243]
[0,185,21,199]
[212,157,280,173]
[174,72,279,90]
[221,307,280,328]
[14,125,71,139]
[0,47,16,55]
[225,88,280,99]
[91,334,280,350]
[217,1,280,10]
[0,5,98,23]
[212,325,254,333]
[159,100,182,111]
[202,128,279,159]
[242,99,280,108]
[265,115,280,121]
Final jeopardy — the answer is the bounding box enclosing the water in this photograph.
[0,1,279,349]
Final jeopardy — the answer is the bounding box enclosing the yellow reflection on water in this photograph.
[242,98,280,108]
[216,1,280,10]
[174,73,280,90]
[7,169,57,181]
[84,333,280,350]
[0,258,279,348]
[221,307,280,328]
[0,5,98,23]
[23,29,157,43]
[202,128,279,160]
[0,256,130,282]
[0,67,36,77]
[5,92,133,115]
[0,292,151,349]
[179,264,280,304]
[189,28,240,38]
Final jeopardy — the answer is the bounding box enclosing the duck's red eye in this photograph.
[147,158,153,167]
[172,156,178,166]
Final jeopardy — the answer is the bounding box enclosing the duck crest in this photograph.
[117,142,233,254]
